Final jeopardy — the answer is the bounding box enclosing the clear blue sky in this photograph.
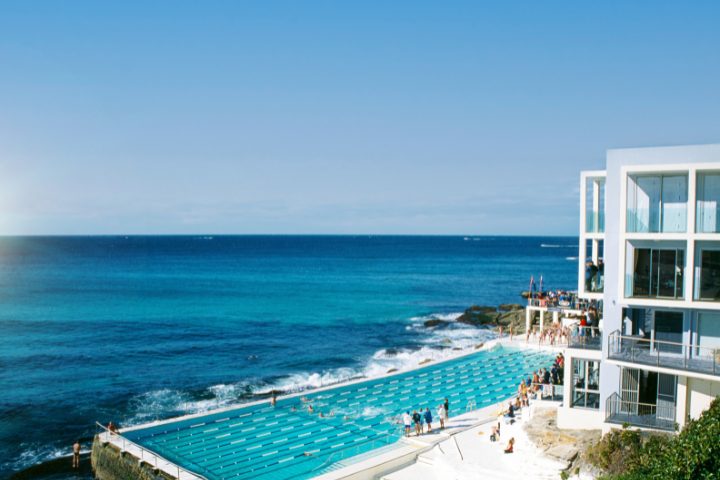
[1,1,718,235]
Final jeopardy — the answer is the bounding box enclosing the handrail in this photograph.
[95,422,209,480]
[452,435,464,461]
[608,330,719,376]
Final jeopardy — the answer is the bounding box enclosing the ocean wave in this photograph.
[566,256,579,260]
[541,243,578,248]
[122,311,496,428]
[2,443,81,474]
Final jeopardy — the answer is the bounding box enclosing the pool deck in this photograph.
[100,337,563,480]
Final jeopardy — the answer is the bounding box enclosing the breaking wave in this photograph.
[540,243,578,248]
[122,311,496,427]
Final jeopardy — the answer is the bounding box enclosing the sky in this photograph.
[0,1,719,235]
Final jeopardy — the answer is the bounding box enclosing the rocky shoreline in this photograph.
[423,303,527,332]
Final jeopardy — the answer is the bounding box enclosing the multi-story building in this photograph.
[557,144,720,433]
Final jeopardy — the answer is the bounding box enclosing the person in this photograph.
[424,407,433,434]
[412,410,422,436]
[504,437,515,454]
[72,440,81,469]
[402,411,412,437]
[543,368,551,384]
[490,424,499,442]
[498,325,503,337]
[509,324,514,341]
[513,397,521,410]
[107,421,118,433]
[307,404,314,414]
[504,401,515,422]
[270,391,277,407]
[291,405,297,412]
[444,397,449,417]
[585,260,598,291]
[437,404,447,429]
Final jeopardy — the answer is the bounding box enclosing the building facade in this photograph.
[557,144,720,433]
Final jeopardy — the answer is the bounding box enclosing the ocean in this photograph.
[0,235,578,478]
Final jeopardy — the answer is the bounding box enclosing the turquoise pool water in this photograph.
[123,346,556,480]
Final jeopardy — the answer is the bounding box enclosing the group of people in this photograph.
[401,398,449,437]
[514,353,565,405]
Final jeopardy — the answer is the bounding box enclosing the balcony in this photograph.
[605,393,676,431]
[608,330,720,376]
[568,326,602,350]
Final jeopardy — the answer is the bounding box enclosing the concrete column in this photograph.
[553,310,559,325]
[676,376,688,428]
[540,310,545,331]
[525,308,531,334]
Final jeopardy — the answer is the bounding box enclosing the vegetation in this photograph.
[587,397,720,480]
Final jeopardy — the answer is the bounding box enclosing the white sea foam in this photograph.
[566,256,579,260]
[123,311,497,428]
[540,243,578,248]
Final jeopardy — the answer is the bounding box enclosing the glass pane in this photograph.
[633,248,651,297]
[655,311,683,354]
[697,173,720,233]
[661,175,688,232]
[699,250,720,300]
[657,250,678,297]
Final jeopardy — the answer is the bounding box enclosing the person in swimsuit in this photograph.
[504,437,515,454]
[72,440,81,468]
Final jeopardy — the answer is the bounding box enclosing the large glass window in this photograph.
[585,176,605,233]
[696,172,720,233]
[697,312,720,358]
[571,359,600,409]
[630,247,684,299]
[626,174,687,233]
[696,249,720,301]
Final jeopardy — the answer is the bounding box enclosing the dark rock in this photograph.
[384,348,398,356]
[468,305,497,313]
[474,343,485,350]
[498,303,523,312]
[520,291,531,298]
[386,368,398,374]
[423,319,448,328]
[419,358,432,365]
[456,307,499,326]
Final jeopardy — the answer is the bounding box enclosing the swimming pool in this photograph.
[123,346,556,480]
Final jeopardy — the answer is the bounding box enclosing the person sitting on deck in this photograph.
[490,424,500,442]
[504,437,515,454]
[503,401,515,423]
[424,407,433,434]
[513,397,521,410]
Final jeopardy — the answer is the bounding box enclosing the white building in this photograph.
[557,143,720,433]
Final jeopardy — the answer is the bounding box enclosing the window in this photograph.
[630,247,684,299]
[696,312,720,358]
[696,249,720,301]
[696,172,720,233]
[585,177,605,233]
[626,174,687,233]
[571,359,600,409]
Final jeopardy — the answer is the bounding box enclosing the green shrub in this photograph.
[589,396,720,480]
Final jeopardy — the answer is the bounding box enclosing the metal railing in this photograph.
[95,422,208,480]
[568,326,602,350]
[604,393,676,431]
[529,382,564,402]
[608,330,720,376]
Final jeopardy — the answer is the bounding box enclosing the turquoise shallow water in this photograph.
[124,346,555,480]
[0,235,577,476]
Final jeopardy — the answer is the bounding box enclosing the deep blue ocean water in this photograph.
[0,235,578,477]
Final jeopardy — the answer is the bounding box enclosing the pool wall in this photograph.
[92,436,174,480]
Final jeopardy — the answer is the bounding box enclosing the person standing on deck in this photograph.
[437,403,447,429]
[424,407,433,434]
[412,410,422,436]
[444,397,449,417]
[402,411,412,437]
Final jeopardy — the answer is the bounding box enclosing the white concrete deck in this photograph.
[381,406,568,480]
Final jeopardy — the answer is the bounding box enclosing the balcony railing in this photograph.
[605,393,676,431]
[568,326,602,350]
[608,330,720,376]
